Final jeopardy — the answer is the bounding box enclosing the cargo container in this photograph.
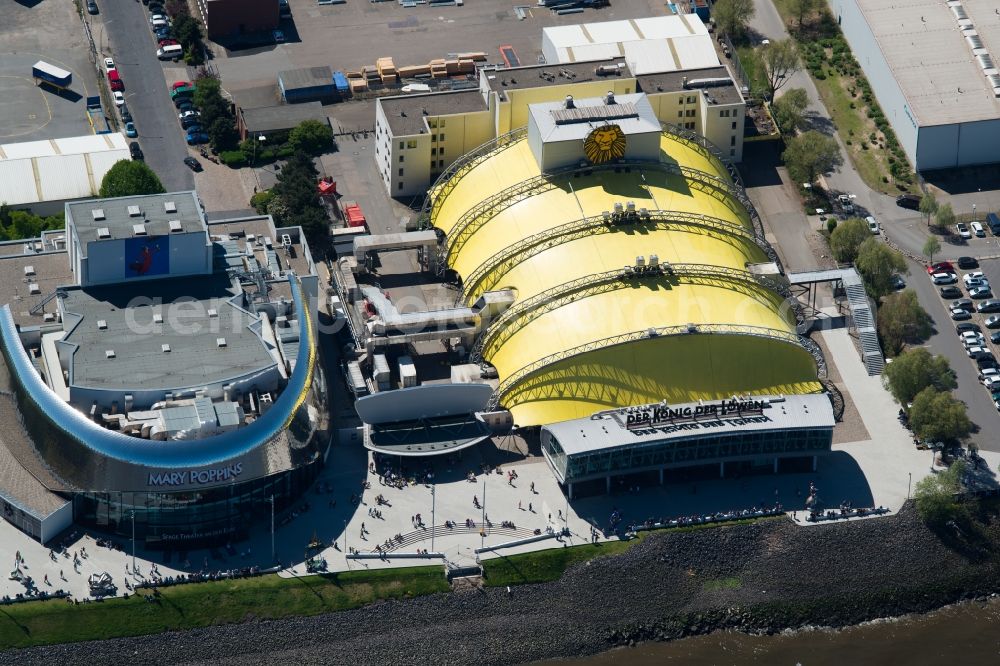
[341,201,367,228]
[372,354,390,390]
[32,61,72,89]
[398,356,417,388]
[690,0,710,21]
[85,96,111,135]
[333,71,350,93]
[345,361,369,397]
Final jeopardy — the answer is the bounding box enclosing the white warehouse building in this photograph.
[829,0,1000,171]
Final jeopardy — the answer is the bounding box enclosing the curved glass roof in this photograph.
[432,127,820,426]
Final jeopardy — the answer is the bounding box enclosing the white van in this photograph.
[156,45,183,61]
[972,221,985,237]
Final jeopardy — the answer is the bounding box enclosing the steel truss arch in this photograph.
[659,122,742,188]
[475,263,794,364]
[486,324,824,411]
[442,160,751,265]
[460,209,779,300]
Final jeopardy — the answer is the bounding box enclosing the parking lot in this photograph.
[214,0,668,89]
[0,1,102,142]
[909,255,1000,451]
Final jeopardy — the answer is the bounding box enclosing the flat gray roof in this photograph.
[67,191,205,255]
[635,66,743,105]
[207,217,314,277]
[856,0,1000,126]
[531,93,661,143]
[240,102,330,134]
[482,57,631,93]
[233,84,282,110]
[544,394,834,457]
[59,274,276,392]
[279,66,333,91]
[0,251,75,326]
[380,89,488,136]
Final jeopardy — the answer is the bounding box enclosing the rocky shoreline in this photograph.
[2,503,998,666]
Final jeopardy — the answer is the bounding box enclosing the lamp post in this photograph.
[343,518,347,555]
[130,510,136,574]
[266,495,275,563]
[481,479,487,552]
[252,134,267,191]
[973,203,977,223]
[430,484,436,553]
[907,472,912,500]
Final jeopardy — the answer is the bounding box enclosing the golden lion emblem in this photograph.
[584,124,627,164]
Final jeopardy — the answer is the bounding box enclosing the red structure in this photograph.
[196,0,278,40]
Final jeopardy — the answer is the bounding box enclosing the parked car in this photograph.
[978,300,1000,313]
[181,116,202,130]
[273,29,286,43]
[171,85,195,99]
[932,272,958,285]
[185,131,209,145]
[153,27,173,39]
[124,122,137,138]
[183,124,203,135]
[171,80,192,90]
[891,274,906,290]
[986,315,1000,329]
[992,331,1000,345]
[956,222,972,239]
[129,141,143,160]
[961,331,985,346]
[183,156,203,171]
[120,105,132,123]
[158,38,179,48]
[967,345,991,359]
[984,376,1000,390]
[178,110,200,120]
[87,0,99,14]
[149,13,168,23]
[940,286,963,299]
[927,261,954,275]
[963,271,986,284]
[175,100,195,113]
[865,216,879,234]
[977,355,998,370]
[957,322,982,333]
[896,193,921,210]
[958,256,979,269]
[103,57,115,72]
[970,286,993,299]
[979,368,999,382]
[972,221,986,237]
[112,91,125,106]
[952,298,974,311]
[951,308,972,320]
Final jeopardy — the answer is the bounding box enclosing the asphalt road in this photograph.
[98,0,192,192]
[904,258,1000,451]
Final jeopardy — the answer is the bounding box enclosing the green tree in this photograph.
[208,117,239,153]
[908,386,972,442]
[782,130,842,185]
[250,189,275,214]
[883,348,956,405]
[788,0,821,31]
[856,237,907,299]
[289,120,334,155]
[919,191,938,227]
[877,289,932,356]
[914,459,966,526]
[713,0,756,38]
[771,87,809,135]
[828,217,870,264]
[271,152,329,252]
[922,235,941,263]
[934,202,955,232]
[98,160,166,198]
[0,206,64,241]
[757,39,802,101]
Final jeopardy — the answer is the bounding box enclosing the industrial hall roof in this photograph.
[429,127,821,427]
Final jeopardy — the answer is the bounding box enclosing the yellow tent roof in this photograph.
[431,129,820,426]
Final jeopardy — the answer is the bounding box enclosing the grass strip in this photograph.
[0,565,448,650]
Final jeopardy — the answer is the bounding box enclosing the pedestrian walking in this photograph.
[528,502,533,513]
[518,500,522,510]
[530,482,535,493]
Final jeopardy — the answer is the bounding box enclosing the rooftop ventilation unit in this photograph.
[966,34,984,50]
[976,54,996,71]
[161,344,171,353]
[105,349,116,359]
[208,308,218,318]
[132,224,147,236]
[949,3,969,21]
[97,227,111,239]
[97,319,107,330]
[28,283,40,295]
[164,201,177,213]
[169,220,183,233]
[43,313,55,323]
[127,205,141,217]
[989,73,1000,88]
[23,265,34,276]
[152,313,163,324]
[216,337,227,348]
[91,209,105,221]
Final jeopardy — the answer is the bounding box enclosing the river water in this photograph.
[550,597,1000,665]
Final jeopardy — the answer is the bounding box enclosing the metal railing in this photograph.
[486,323,824,410]
[460,209,776,300]
[473,263,793,364]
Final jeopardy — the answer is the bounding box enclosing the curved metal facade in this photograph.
[431,128,821,426]
[0,274,329,493]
